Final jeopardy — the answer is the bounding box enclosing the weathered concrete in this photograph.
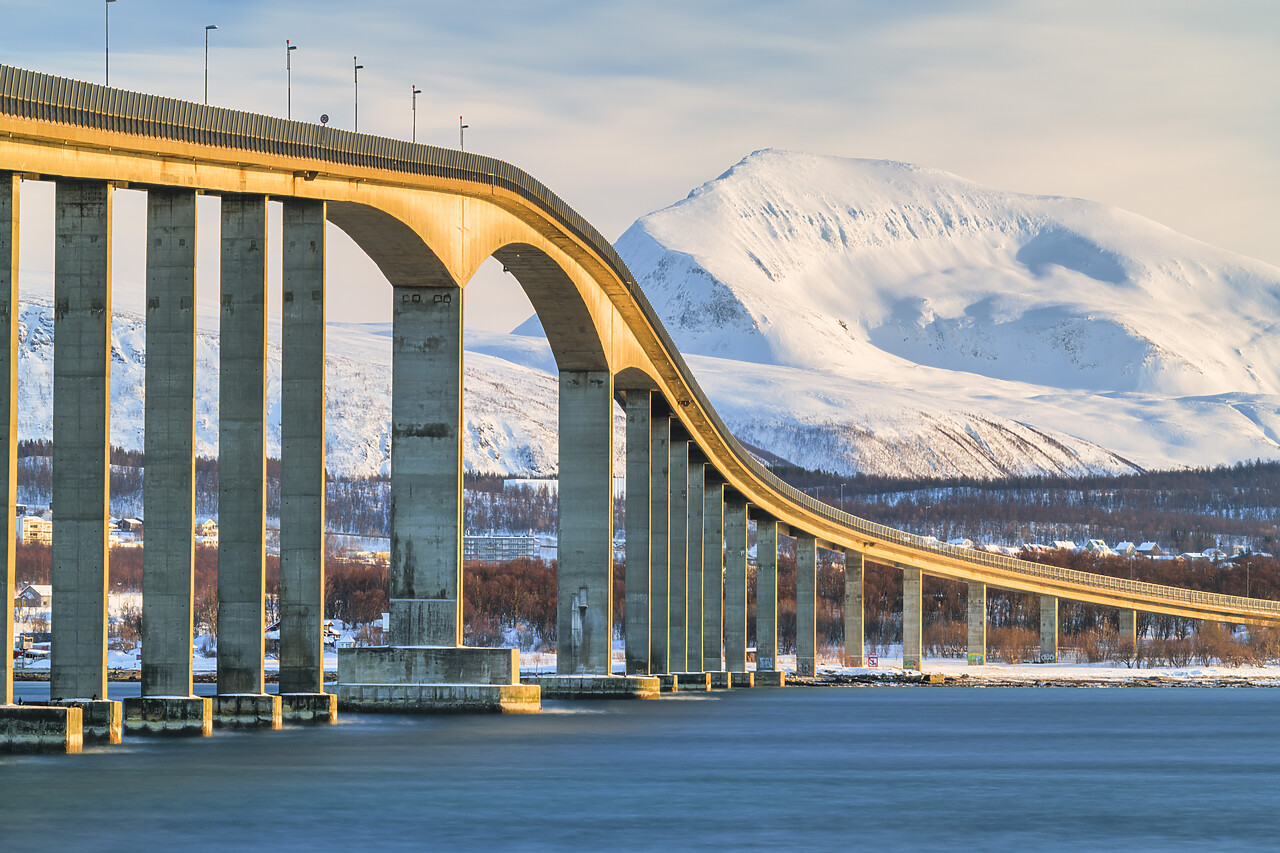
[340,646,522,685]
[796,534,818,676]
[122,696,212,737]
[279,199,327,695]
[702,475,725,673]
[649,407,671,674]
[525,675,659,700]
[752,670,786,687]
[0,172,15,706]
[212,694,282,729]
[686,458,705,671]
[624,391,651,675]
[217,194,268,696]
[730,672,755,688]
[707,671,733,689]
[1119,608,1138,649]
[903,566,923,671]
[843,549,864,667]
[279,692,338,724]
[1040,595,1058,663]
[0,705,83,754]
[389,284,463,647]
[757,521,779,671]
[673,672,711,691]
[340,684,541,713]
[655,673,678,692]
[968,581,987,665]
[51,180,111,702]
[724,499,749,673]
[668,436,690,674]
[142,188,198,700]
[557,370,614,675]
[53,698,121,743]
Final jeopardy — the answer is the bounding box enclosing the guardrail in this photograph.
[4,63,1277,620]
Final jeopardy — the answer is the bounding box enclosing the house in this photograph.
[1202,547,1228,561]
[947,538,974,549]
[462,533,539,562]
[195,519,219,543]
[1113,541,1136,556]
[20,515,51,545]
[117,517,144,534]
[1084,539,1113,556]
[15,583,52,608]
[1052,540,1077,551]
[1135,542,1163,558]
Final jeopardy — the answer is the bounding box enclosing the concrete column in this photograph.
[756,520,779,671]
[623,391,651,675]
[51,180,111,701]
[556,371,614,675]
[668,437,689,672]
[279,199,326,695]
[389,284,463,647]
[723,499,748,673]
[843,549,864,667]
[1039,595,1058,663]
[648,407,671,673]
[1118,608,1137,650]
[217,194,268,696]
[701,475,724,672]
[686,458,705,669]
[142,189,197,698]
[0,172,16,706]
[967,581,986,665]
[902,566,923,671]
[796,534,817,677]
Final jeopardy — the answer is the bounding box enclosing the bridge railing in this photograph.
[5,63,1278,620]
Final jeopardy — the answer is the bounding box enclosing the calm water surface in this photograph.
[2,683,1277,850]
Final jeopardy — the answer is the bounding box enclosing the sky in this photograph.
[3,0,1279,332]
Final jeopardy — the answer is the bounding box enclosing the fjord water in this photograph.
[3,684,1277,850]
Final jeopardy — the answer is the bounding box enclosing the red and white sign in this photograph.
[868,655,878,668]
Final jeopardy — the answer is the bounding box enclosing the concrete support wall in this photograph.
[902,567,923,671]
[843,549,864,667]
[701,476,724,672]
[756,521,779,671]
[623,391,651,675]
[723,499,748,673]
[668,438,689,673]
[0,172,15,705]
[51,180,111,701]
[389,284,463,647]
[1118,609,1137,650]
[217,194,268,696]
[1039,595,1058,663]
[556,371,614,675]
[967,581,986,665]
[142,188,197,698]
[686,459,705,669]
[648,409,671,673]
[796,534,817,677]
[279,199,326,695]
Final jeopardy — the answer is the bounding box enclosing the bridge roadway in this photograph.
[2,65,1279,748]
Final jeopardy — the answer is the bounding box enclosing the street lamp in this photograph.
[353,56,364,131]
[286,40,298,119]
[204,25,218,105]
[459,115,469,151]
[412,85,422,142]
[105,0,120,86]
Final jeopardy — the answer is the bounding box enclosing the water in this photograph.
[2,683,1278,850]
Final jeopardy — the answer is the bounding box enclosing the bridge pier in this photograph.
[1040,595,1059,663]
[1118,608,1138,652]
[686,456,706,671]
[668,434,690,674]
[902,566,923,672]
[702,474,725,673]
[843,549,865,667]
[967,581,987,665]
[649,405,671,674]
[624,391,652,674]
[1,173,16,710]
[757,520,779,671]
[796,533,818,676]
[724,498,749,673]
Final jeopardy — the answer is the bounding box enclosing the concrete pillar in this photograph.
[648,407,670,673]
[279,199,327,695]
[1118,608,1137,650]
[796,533,817,676]
[217,194,268,696]
[0,172,15,706]
[701,475,724,672]
[556,370,614,675]
[142,188,197,698]
[623,391,651,675]
[756,520,779,671]
[668,437,689,672]
[686,458,705,670]
[902,566,923,671]
[967,581,986,665]
[389,284,462,647]
[843,549,864,667]
[1039,595,1058,663]
[723,499,748,673]
[51,180,111,702]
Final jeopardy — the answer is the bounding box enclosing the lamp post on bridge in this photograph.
[204,25,218,105]
[353,57,364,131]
[459,115,469,151]
[411,85,421,142]
[105,0,120,86]
[286,40,297,119]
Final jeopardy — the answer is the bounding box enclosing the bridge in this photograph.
[3,65,1278,751]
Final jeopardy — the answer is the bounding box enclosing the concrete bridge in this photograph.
[3,65,1279,751]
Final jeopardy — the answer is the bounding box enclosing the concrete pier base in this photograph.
[338,646,541,713]
[655,674,678,693]
[673,672,711,691]
[122,696,212,737]
[707,671,734,689]
[212,694,282,729]
[730,672,755,688]
[53,699,121,744]
[279,693,337,724]
[524,675,659,701]
[752,671,786,688]
[0,705,83,754]
[341,683,541,713]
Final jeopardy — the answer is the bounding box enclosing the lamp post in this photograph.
[105,0,119,86]
[459,115,469,151]
[354,56,364,131]
[412,85,422,142]
[286,40,297,119]
[204,25,218,105]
